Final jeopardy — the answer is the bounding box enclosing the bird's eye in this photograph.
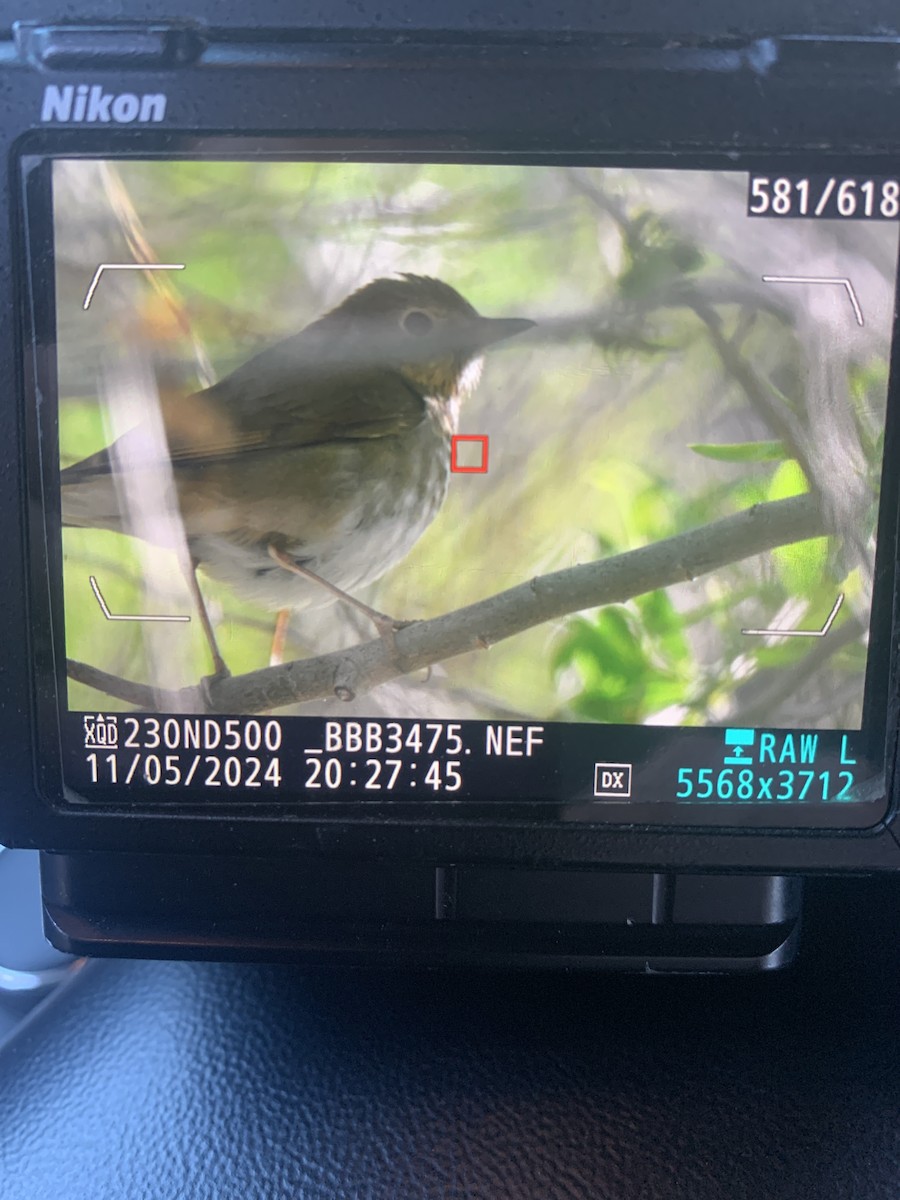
[401,309,434,336]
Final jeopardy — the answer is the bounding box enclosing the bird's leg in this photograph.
[267,544,413,656]
[269,608,291,667]
[185,558,230,679]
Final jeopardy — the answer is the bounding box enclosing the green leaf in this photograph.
[688,440,789,464]
[766,458,808,502]
[761,458,828,591]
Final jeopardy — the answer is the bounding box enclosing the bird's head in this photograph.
[317,274,534,400]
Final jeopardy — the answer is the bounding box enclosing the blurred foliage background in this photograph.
[53,160,897,725]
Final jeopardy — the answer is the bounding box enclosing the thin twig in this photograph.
[686,293,810,473]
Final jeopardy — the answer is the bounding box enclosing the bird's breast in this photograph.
[188,397,455,611]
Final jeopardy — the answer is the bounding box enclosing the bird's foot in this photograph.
[198,661,231,710]
[269,608,291,667]
[369,611,418,668]
[267,544,416,663]
[208,650,232,682]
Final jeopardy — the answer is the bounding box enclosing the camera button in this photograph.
[15,23,205,70]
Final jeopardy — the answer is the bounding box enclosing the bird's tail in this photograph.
[60,447,125,533]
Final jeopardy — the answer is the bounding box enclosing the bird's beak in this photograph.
[471,316,536,348]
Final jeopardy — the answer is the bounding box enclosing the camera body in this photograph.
[3,13,900,968]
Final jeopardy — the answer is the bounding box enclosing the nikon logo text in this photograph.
[41,84,167,124]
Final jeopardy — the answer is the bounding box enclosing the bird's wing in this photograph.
[61,350,428,487]
[170,343,428,466]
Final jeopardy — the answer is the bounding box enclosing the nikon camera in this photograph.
[3,10,900,970]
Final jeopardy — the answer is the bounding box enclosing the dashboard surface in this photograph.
[0,875,897,1199]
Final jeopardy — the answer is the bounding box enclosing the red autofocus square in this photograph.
[450,435,489,473]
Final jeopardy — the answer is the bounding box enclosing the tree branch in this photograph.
[67,493,826,715]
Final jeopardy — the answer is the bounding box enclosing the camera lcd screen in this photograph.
[27,153,900,826]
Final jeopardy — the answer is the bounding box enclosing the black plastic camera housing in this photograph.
[3,7,900,968]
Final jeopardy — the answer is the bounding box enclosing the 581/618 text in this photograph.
[747,174,900,220]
